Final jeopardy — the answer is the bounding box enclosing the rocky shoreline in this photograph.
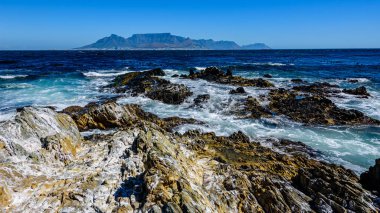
[0,67,379,212]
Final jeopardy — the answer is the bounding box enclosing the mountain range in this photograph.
[78,33,270,50]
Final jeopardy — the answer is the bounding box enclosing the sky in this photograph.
[0,0,379,50]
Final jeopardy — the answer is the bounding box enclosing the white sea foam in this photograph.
[346,78,371,83]
[0,75,28,79]
[83,70,131,77]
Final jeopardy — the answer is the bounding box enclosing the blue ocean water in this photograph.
[1,50,379,173]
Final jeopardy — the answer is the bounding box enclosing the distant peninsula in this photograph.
[77,33,270,50]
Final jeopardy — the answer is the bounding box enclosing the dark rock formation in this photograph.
[293,82,339,95]
[291,78,307,83]
[193,94,210,105]
[187,67,274,87]
[229,87,246,94]
[343,86,370,97]
[232,96,272,119]
[111,68,192,104]
[269,89,380,125]
[360,158,380,193]
[263,74,272,78]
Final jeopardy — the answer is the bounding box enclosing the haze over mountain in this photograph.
[78,33,270,50]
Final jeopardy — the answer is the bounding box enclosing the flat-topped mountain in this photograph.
[78,33,270,50]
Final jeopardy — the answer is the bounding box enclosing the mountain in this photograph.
[78,33,270,50]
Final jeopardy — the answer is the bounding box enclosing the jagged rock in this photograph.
[193,94,210,105]
[187,66,274,87]
[62,101,200,132]
[232,96,272,119]
[360,158,380,193]
[229,87,246,94]
[0,104,378,212]
[111,68,192,104]
[343,86,370,97]
[269,89,380,125]
[146,83,193,105]
[0,107,81,163]
[348,79,359,83]
[263,74,272,78]
[171,74,179,77]
[293,82,339,95]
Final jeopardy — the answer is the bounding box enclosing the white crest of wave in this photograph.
[83,69,131,77]
[0,75,28,79]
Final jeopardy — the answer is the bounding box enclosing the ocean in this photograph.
[0,49,379,173]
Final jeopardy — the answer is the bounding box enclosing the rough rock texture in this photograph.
[0,105,378,212]
[187,67,274,87]
[112,68,192,104]
[229,87,246,94]
[343,86,370,97]
[269,89,380,125]
[62,101,200,132]
[293,82,340,95]
[360,158,380,193]
[232,96,272,119]
[193,94,210,105]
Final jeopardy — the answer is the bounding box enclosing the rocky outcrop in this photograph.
[187,67,274,87]
[293,82,339,95]
[343,86,370,97]
[229,87,246,94]
[0,104,378,212]
[193,94,210,105]
[112,68,192,104]
[360,158,380,193]
[62,101,200,132]
[269,89,380,125]
[0,107,81,164]
[232,96,272,119]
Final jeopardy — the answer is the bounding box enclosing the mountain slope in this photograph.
[78,33,270,50]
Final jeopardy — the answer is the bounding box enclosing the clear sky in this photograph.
[0,0,379,50]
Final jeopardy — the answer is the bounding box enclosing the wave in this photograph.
[0,83,33,89]
[241,62,294,66]
[346,78,370,83]
[83,70,130,77]
[0,75,28,79]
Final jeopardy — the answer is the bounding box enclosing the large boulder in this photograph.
[343,86,370,97]
[187,66,274,87]
[360,158,380,193]
[111,68,192,104]
[269,89,380,125]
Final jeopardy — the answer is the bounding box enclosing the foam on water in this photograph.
[0,74,28,79]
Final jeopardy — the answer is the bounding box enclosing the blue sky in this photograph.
[0,0,379,49]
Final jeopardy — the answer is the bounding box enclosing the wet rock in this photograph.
[360,158,380,193]
[232,96,272,119]
[263,74,272,78]
[62,101,200,132]
[193,94,210,105]
[291,78,307,83]
[187,66,274,87]
[347,79,359,83]
[111,68,192,104]
[171,74,179,77]
[293,82,339,95]
[343,86,370,97]
[226,68,233,76]
[270,139,321,158]
[229,87,246,94]
[146,83,193,105]
[269,89,380,125]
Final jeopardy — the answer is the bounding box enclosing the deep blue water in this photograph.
[0,50,380,173]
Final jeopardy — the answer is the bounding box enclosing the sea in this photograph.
[0,50,379,173]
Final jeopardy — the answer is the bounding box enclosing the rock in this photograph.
[193,94,210,105]
[171,74,179,77]
[187,66,274,87]
[0,107,81,162]
[347,79,359,83]
[146,83,193,105]
[0,104,378,212]
[229,87,246,94]
[232,96,272,119]
[291,79,306,83]
[360,158,380,193]
[111,68,192,104]
[269,89,380,125]
[62,101,200,132]
[343,86,370,97]
[226,68,233,76]
[263,74,272,78]
[293,82,339,95]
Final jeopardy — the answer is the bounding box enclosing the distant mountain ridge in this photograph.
[78,33,270,50]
